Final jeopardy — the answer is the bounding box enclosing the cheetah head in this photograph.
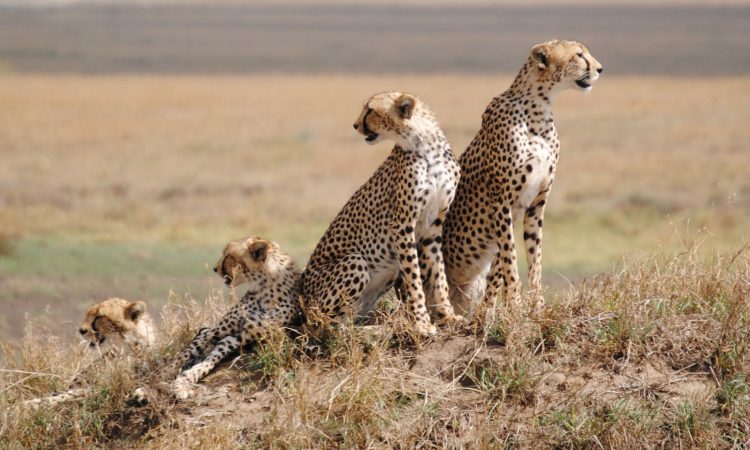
[353,91,425,146]
[79,298,156,351]
[530,40,603,93]
[213,236,282,290]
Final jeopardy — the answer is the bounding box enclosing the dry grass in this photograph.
[1,243,748,449]
[1,74,748,243]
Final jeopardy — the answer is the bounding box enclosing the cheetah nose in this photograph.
[597,67,603,74]
[353,123,359,130]
[79,328,87,335]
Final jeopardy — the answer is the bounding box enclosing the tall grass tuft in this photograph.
[0,232,15,256]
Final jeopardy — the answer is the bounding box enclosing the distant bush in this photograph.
[0,233,16,256]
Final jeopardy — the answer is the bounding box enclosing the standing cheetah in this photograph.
[172,237,302,399]
[443,40,603,313]
[301,92,462,335]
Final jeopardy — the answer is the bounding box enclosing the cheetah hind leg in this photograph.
[305,254,371,320]
[24,388,89,409]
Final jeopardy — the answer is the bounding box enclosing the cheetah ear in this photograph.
[531,44,549,70]
[248,240,268,263]
[126,301,146,322]
[395,94,416,120]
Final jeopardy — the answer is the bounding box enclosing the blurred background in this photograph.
[0,0,748,341]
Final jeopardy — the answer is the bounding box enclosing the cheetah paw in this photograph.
[172,378,196,401]
[528,292,545,318]
[127,387,149,406]
[415,321,437,337]
[530,301,545,319]
[442,313,465,325]
[23,398,43,410]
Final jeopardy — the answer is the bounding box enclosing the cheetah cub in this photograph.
[172,236,302,400]
[24,298,156,408]
[301,92,462,336]
[443,40,603,314]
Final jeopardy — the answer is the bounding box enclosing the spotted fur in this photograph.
[443,40,603,313]
[172,236,302,400]
[300,91,462,336]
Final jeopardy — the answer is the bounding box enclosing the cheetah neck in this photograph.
[398,112,451,156]
[504,60,558,136]
[263,257,302,297]
[506,59,560,103]
[128,315,158,349]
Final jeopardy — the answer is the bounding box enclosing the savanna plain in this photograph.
[1,4,749,448]
[1,73,747,449]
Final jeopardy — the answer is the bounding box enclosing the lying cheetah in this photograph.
[443,40,603,313]
[172,236,302,400]
[301,91,462,336]
[24,298,156,408]
[78,298,157,351]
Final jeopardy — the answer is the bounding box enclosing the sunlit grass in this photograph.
[2,245,748,448]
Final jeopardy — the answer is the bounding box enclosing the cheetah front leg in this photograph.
[483,204,522,309]
[173,327,212,373]
[523,190,550,315]
[419,213,462,325]
[394,222,436,336]
[173,334,243,400]
[173,296,293,400]
[172,304,244,399]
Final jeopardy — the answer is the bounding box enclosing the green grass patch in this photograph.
[0,236,215,278]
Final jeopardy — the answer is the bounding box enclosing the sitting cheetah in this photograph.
[301,91,462,336]
[172,236,302,400]
[25,298,156,408]
[443,40,603,313]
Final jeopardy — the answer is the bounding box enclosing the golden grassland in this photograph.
[1,247,748,448]
[0,73,749,447]
[1,74,748,241]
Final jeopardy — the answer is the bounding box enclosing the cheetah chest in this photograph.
[513,135,556,217]
[415,161,454,237]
